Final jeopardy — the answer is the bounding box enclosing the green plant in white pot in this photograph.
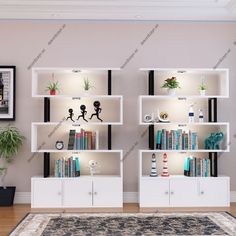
[0,125,25,206]
[161,77,180,96]
[199,82,207,96]
[83,77,95,96]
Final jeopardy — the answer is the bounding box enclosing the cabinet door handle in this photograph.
[88,192,92,195]
[94,192,97,195]
[200,191,204,195]
[58,192,61,196]
[165,191,169,195]
[170,191,174,195]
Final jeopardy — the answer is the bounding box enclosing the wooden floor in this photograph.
[0,203,236,236]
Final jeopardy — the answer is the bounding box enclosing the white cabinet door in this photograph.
[199,177,230,207]
[170,178,199,207]
[31,178,62,208]
[140,178,170,207]
[63,178,92,207]
[93,177,122,207]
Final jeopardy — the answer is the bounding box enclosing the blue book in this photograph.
[156,130,162,149]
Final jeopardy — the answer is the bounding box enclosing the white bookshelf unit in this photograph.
[139,68,230,209]
[31,67,123,211]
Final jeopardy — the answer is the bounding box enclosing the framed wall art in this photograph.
[0,66,15,120]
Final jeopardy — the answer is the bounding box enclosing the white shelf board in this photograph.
[32,175,122,179]
[33,149,123,153]
[139,68,229,72]
[33,67,121,72]
[139,95,229,99]
[32,121,123,126]
[139,122,229,126]
[32,95,123,99]
[140,175,229,179]
[139,149,229,153]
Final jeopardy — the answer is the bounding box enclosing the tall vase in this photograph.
[167,88,176,96]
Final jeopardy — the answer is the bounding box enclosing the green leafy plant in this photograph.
[46,81,60,92]
[161,77,180,89]
[199,82,207,91]
[83,77,95,91]
[0,126,25,163]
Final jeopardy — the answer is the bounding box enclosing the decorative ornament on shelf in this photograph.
[66,108,75,122]
[161,153,169,177]
[83,77,95,96]
[150,153,158,177]
[204,132,224,150]
[45,73,60,95]
[157,109,169,123]
[77,105,88,122]
[89,101,103,122]
[199,78,207,96]
[199,109,204,123]
[88,160,100,176]
[55,141,64,150]
[161,77,180,96]
[188,104,195,123]
[144,113,155,123]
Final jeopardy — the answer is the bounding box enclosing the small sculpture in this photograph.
[144,113,154,123]
[88,160,99,176]
[157,109,169,123]
[161,153,169,177]
[89,101,103,122]
[150,153,158,177]
[66,108,75,122]
[204,132,224,150]
[199,109,204,123]
[77,105,88,122]
[188,104,194,123]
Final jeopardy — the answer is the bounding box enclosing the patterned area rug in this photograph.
[9,212,236,236]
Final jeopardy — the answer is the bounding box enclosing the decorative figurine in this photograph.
[150,153,158,177]
[77,104,88,122]
[204,132,224,150]
[161,153,169,177]
[157,109,169,123]
[89,101,103,122]
[199,109,204,123]
[144,113,154,123]
[66,108,75,122]
[55,141,64,150]
[88,160,99,176]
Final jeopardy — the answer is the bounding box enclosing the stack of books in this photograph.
[184,157,211,177]
[156,129,198,150]
[54,156,80,177]
[68,129,99,150]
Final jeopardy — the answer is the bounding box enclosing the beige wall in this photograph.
[0,21,236,192]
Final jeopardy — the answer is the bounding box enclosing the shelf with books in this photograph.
[31,67,123,209]
[139,68,230,208]
[153,123,229,152]
[139,68,229,97]
[31,123,115,152]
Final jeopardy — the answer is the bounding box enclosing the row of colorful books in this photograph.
[156,129,198,150]
[68,129,99,150]
[184,157,211,177]
[54,156,80,177]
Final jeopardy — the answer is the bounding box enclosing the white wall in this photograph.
[0,21,236,193]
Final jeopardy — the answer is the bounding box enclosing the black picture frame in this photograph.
[0,66,16,120]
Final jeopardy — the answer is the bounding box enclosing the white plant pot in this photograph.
[167,88,176,96]
[83,90,90,97]
[200,90,206,96]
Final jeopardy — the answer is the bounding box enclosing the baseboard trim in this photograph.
[14,191,236,204]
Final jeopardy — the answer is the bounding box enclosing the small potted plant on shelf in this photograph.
[46,81,60,95]
[83,77,95,96]
[161,77,180,96]
[199,82,207,96]
[0,125,25,206]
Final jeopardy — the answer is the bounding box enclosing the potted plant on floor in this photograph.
[83,77,95,96]
[161,77,180,96]
[0,125,25,206]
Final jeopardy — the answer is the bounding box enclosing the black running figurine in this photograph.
[89,101,103,122]
[77,104,88,122]
[66,108,75,122]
